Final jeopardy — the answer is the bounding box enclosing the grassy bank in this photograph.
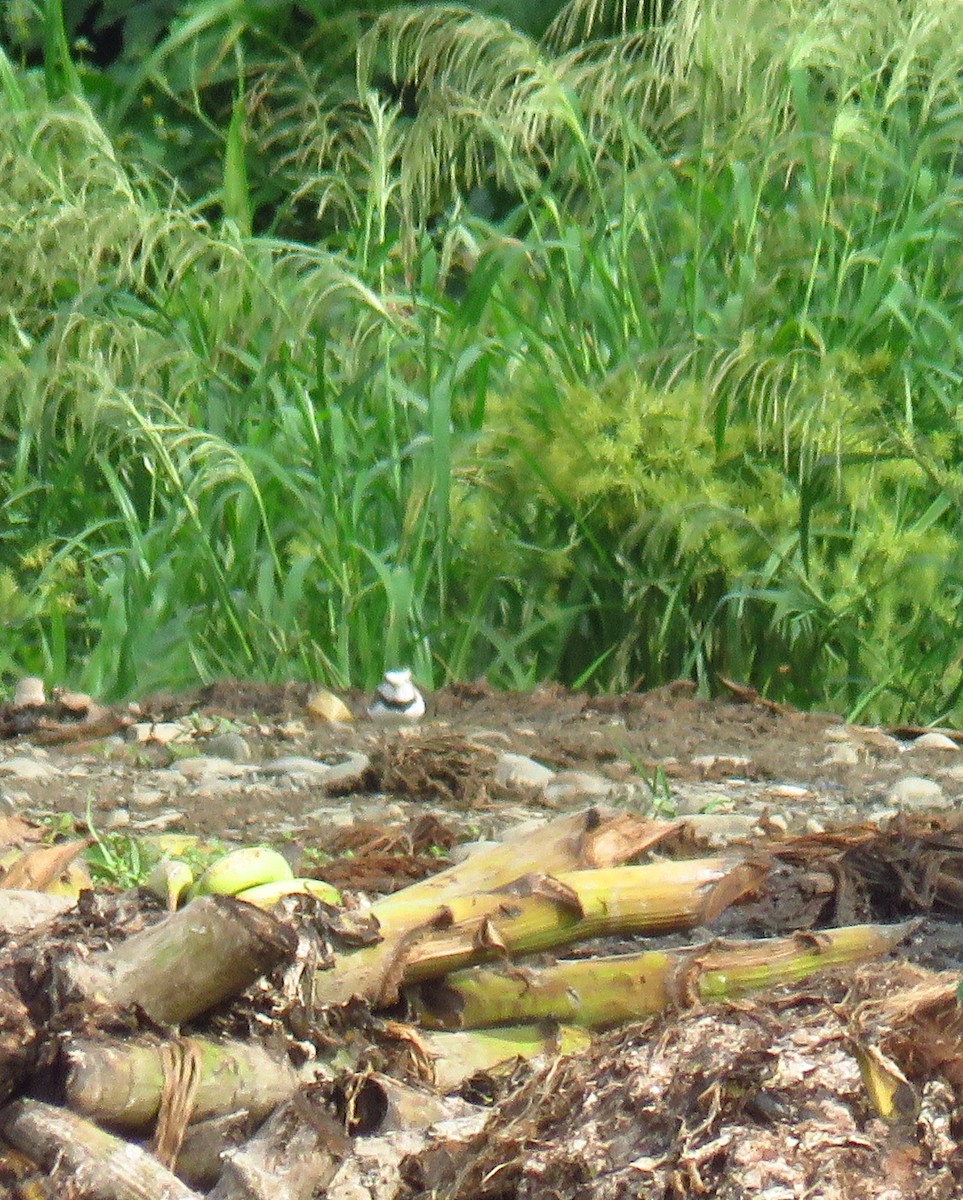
[2,0,963,721]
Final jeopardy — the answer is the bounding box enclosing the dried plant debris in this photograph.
[400,967,963,1200]
[0,683,127,743]
[364,734,499,806]
[311,815,459,895]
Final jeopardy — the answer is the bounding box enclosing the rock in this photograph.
[910,732,960,752]
[691,754,751,773]
[129,788,165,808]
[0,757,62,781]
[103,808,131,829]
[822,743,862,766]
[766,784,810,800]
[205,732,251,763]
[322,752,371,792]
[305,689,354,724]
[0,890,73,933]
[680,813,755,847]
[826,726,901,754]
[54,689,94,714]
[275,720,307,740]
[755,811,788,834]
[126,722,186,746]
[887,776,946,809]
[543,770,615,806]
[130,811,189,831]
[170,756,249,781]
[495,753,556,789]
[13,677,45,708]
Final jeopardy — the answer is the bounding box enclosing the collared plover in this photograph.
[366,668,426,722]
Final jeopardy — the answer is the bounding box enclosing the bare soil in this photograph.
[5,679,954,845]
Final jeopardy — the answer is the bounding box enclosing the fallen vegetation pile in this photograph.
[2,796,963,1199]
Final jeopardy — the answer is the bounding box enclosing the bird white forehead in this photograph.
[383,669,413,686]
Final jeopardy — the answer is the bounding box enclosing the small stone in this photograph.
[755,811,788,834]
[126,722,187,746]
[543,770,615,806]
[910,732,960,752]
[306,689,354,724]
[190,778,250,798]
[822,743,862,766]
[131,811,186,831]
[13,677,45,708]
[495,753,556,789]
[766,784,810,800]
[205,732,251,763]
[691,754,751,773]
[674,793,709,817]
[681,813,755,847]
[129,787,165,808]
[0,757,62,781]
[103,808,131,829]
[170,756,249,780]
[887,776,945,809]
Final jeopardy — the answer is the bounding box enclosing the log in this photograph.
[63,896,296,1025]
[0,1098,201,1200]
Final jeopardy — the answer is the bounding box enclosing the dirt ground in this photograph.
[4,678,955,846]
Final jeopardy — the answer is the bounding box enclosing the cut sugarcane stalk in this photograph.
[64,896,296,1026]
[410,922,911,1031]
[400,857,762,982]
[419,1025,593,1091]
[370,808,678,924]
[0,1098,201,1200]
[207,1086,351,1200]
[64,1036,298,1129]
[316,855,758,1006]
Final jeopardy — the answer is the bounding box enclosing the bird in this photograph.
[366,668,426,722]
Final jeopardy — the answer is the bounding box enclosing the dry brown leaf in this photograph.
[1,839,92,892]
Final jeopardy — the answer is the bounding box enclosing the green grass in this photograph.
[2,0,963,723]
